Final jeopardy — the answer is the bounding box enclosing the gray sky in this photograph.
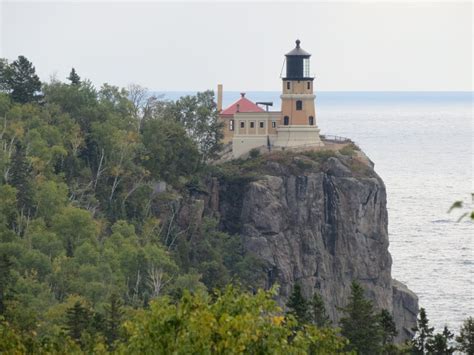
[1,1,472,91]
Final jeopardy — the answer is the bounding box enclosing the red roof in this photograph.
[220,93,264,115]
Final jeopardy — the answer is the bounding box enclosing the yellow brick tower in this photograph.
[274,39,323,148]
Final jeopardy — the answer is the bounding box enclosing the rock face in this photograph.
[210,153,418,343]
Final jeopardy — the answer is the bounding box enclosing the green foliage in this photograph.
[52,206,97,257]
[0,56,42,103]
[9,141,34,217]
[286,283,310,324]
[103,293,124,348]
[161,90,224,161]
[310,291,331,328]
[411,307,434,354]
[456,317,474,354]
[120,286,348,354]
[426,325,455,354]
[379,308,398,346]
[249,147,260,158]
[339,143,359,157]
[68,68,81,85]
[0,254,14,315]
[142,118,200,183]
[64,301,93,343]
[339,281,383,354]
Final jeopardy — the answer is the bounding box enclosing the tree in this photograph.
[52,206,97,257]
[161,91,223,161]
[339,281,383,354]
[119,286,347,354]
[0,59,9,91]
[67,68,81,85]
[0,254,14,315]
[426,325,455,354]
[104,293,124,348]
[456,317,474,355]
[142,119,200,182]
[286,283,310,324]
[379,309,398,346]
[411,307,434,354]
[9,141,34,218]
[309,291,330,327]
[64,301,92,344]
[3,56,42,103]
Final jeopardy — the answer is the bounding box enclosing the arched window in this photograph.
[308,116,314,126]
[287,82,291,90]
[307,82,311,90]
[284,116,289,126]
[229,119,234,131]
[296,100,302,110]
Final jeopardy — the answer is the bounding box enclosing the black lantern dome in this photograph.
[284,39,313,80]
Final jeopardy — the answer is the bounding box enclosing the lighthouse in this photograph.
[218,39,323,158]
[274,39,323,148]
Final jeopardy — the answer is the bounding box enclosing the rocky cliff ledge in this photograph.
[187,148,418,342]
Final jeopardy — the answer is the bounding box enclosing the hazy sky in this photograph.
[1,1,472,91]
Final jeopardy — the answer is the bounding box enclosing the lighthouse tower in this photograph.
[274,39,323,148]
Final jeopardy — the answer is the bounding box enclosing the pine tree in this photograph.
[104,293,124,348]
[0,58,9,91]
[456,317,474,355]
[9,141,33,217]
[0,254,13,315]
[339,281,383,355]
[286,283,310,324]
[64,301,93,344]
[67,68,81,85]
[309,292,330,327]
[411,307,434,354]
[379,309,398,345]
[4,56,41,103]
[426,325,454,354]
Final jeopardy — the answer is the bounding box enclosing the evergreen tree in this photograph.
[0,58,9,91]
[67,68,81,85]
[64,301,93,344]
[379,309,398,345]
[286,283,310,324]
[309,292,330,327]
[339,281,383,354]
[104,293,124,348]
[4,56,41,103]
[9,141,33,216]
[411,307,434,354]
[426,325,454,354]
[0,254,13,315]
[456,317,474,355]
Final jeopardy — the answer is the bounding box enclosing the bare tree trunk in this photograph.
[94,148,105,190]
[147,265,172,299]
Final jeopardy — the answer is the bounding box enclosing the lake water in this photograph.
[158,91,473,332]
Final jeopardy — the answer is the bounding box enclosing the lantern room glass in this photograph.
[303,58,310,77]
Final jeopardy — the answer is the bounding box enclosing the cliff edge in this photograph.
[201,148,418,342]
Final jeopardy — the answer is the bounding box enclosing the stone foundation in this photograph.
[274,125,324,148]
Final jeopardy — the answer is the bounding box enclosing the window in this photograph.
[303,58,310,77]
[240,121,245,128]
[259,121,264,128]
[250,121,255,129]
[296,100,303,110]
[286,82,290,90]
[307,82,311,90]
[229,119,234,131]
[309,116,314,126]
[272,121,276,128]
[284,116,289,126]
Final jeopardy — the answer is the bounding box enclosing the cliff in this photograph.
[184,149,418,342]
